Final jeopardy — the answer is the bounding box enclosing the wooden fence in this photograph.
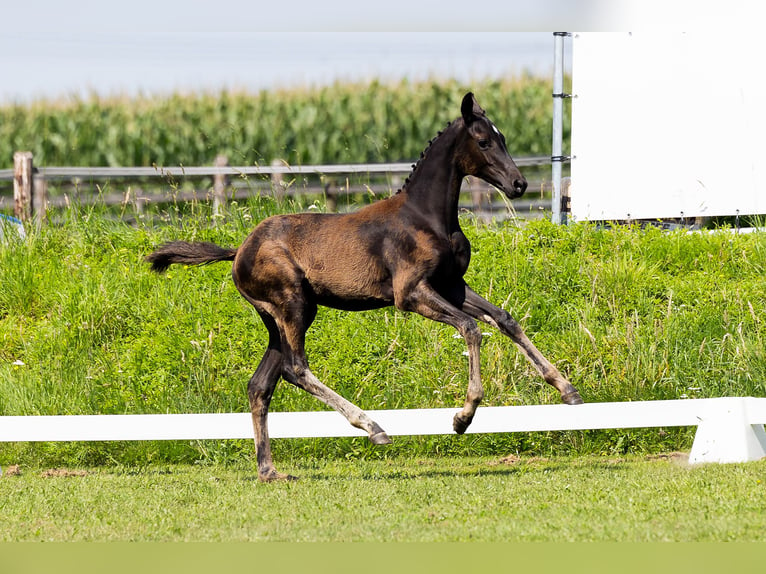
[0,152,559,224]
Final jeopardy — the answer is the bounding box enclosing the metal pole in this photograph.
[551,32,569,225]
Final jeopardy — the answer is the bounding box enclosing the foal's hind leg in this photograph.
[459,284,583,405]
[277,305,392,445]
[249,347,293,481]
[249,312,295,482]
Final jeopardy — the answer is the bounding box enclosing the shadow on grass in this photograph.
[271,455,647,483]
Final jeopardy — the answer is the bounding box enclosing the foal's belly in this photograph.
[315,294,393,312]
[306,266,395,311]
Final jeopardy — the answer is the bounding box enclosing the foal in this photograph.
[147,92,583,481]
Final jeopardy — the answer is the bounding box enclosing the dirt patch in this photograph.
[2,464,21,477]
[490,454,551,466]
[40,468,89,478]
[645,452,689,463]
[495,454,521,466]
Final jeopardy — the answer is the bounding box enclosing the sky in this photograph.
[0,0,625,104]
[0,30,562,103]
[0,1,757,104]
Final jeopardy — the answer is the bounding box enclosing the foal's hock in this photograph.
[147,92,583,481]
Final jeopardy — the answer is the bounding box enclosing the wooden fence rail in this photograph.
[0,153,556,223]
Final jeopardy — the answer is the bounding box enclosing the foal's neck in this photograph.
[400,122,464,235]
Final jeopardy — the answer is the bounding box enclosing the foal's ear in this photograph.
[461,92,485,125]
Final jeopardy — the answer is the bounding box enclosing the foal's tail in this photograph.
[145,241,237,272]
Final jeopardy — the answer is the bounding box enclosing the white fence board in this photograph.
[2,398,766,464]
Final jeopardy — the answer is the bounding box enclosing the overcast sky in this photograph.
[0,1,755,103]
[0,0,620,103]
[0,31,562,103]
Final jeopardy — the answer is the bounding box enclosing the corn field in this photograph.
[0,76,565,169]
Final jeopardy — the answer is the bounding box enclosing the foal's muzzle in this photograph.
[500,173,527,199]
[509,176,528,199]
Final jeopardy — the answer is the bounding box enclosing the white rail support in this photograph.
[688,398,766,464]
[1,398,765,465]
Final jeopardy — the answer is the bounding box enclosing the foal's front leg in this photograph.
[400,281,485,434]
[459,284,583,405]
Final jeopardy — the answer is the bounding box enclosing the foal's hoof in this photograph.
[258,470,298,483]
[370,431,392,445]
[561,389,584,405]
[453,413,474,435]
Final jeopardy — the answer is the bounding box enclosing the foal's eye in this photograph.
[478,139,491,150]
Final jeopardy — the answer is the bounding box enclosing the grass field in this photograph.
[1,200,765,545]
[1,198,765,468]
[1,454,765,542]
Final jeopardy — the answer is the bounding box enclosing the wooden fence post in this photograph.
[561,176,571,218]
[13,151,34,222]
[271,159,287,201]
[212,155,228,218]
[324,179,338,213]
[468,177,490,212]
[33,173,48,228]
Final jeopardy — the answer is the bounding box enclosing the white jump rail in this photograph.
[1,397,765,465]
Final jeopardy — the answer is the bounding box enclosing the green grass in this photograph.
[1,200,765,468]
[1,204,765,544]
[1,454,765,541]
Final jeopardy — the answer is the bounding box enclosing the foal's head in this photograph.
[457,92,528,199]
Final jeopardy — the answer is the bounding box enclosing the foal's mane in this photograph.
[396,120,458,194]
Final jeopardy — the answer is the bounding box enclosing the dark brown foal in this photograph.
[147,92,583,481]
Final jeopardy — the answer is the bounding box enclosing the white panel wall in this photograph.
[570,32,765,221]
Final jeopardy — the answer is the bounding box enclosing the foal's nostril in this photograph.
[513,178,528,196]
